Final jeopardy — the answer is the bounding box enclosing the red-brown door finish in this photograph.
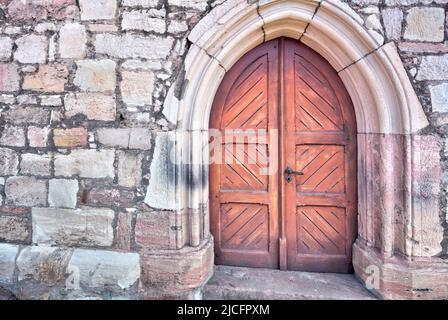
[209,38,357,272]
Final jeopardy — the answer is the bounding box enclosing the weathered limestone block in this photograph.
[0,63,20,92]
[22,64,68,92]
[122,59,162,71]
[122,10,166,33]
[0,215,30,243]
[95,34,174,60]
[53,128,88,148]
[34,22,58,34]
[144,132,177,210]
[16,246,72,284]
[168,0,208,11]
[7,0,77,22]
[135,210,177,250]
[79,0,117,21]
[0,125,25,147]
[168,20,189,34]
[20,154,52,176]
[96,128,152,150]
[88,188,136,208]
[40,95,62,106]
[122,0,159,7]
[59,23,87,59]
[0,148,19,176]
[417,55,448,81]
[32,207,114,247]
[382,8,402,41]
[385,0,418,4]
[121,71,154,106]
[14,35,48,64]
[117,151,143,187]
[0,37,13,61]
[48,179,79,209]
[87,24,119,33]
[352,0,380,4]
[3,106,50,125]
[74,60,116,92]
[64,93,116,121]
[28,127,50,148]
[5,177,47,207]
[17,95,38,105]
[67,249,140,291]
[404,7,445,42]
[54,149,115,179]
[0,243,19,285]
[0,94,15,105]
[430,83,448,113]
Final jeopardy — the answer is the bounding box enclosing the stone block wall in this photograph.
[0,0,446,299]
[0,0,214,300]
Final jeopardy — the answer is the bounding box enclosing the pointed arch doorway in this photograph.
[209,38,357,273]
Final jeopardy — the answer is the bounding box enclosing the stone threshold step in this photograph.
[203,265,376,300]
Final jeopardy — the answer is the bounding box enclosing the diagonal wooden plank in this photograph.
[302,152,343,190]
[301,208,345,251]
[223,206,263,245]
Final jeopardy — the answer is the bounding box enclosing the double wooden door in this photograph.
[209,38,357,273]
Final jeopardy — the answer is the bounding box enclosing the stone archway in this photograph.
[161,0,447,299]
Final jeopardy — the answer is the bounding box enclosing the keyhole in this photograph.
[286,176,292,183]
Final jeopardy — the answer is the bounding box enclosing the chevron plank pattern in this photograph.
[294,54,343,132]
[222,55,269,130]
[221,143,268,191]
[295,145,345,193]
[296,206,346,255]
[220,203,269,251]
[210,38,356,271]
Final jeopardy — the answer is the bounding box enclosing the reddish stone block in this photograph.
[116,211,133,250]
[408,134,443,257]
[140,288,200,300]
[139,238,214,291]
[28,127,50,148]
[7,0,77,22]
[399,42,448,54]
[53,128,88,148]
[22,64,68,93]
[135,210,177,250]
[0,214,31,243]
[88,187,135,208]
[353,241,448,300]
[0,207,30,215]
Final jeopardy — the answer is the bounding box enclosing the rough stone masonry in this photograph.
[0,0,447,300]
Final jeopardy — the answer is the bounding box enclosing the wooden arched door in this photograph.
[209,38,357,273]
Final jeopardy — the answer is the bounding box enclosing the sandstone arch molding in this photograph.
[155,0,447,299]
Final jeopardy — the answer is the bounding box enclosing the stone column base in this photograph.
[139,236,214,300]
[353,240,448,299]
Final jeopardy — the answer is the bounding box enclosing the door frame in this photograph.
[208,37,359,271]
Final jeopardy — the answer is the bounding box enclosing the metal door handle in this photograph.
[285,166,304,175]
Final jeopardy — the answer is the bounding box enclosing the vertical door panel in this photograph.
[210,40,280,268]
[283,39,357,273]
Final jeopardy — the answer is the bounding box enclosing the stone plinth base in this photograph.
[139,237,214,300]
[353,241,448,299]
